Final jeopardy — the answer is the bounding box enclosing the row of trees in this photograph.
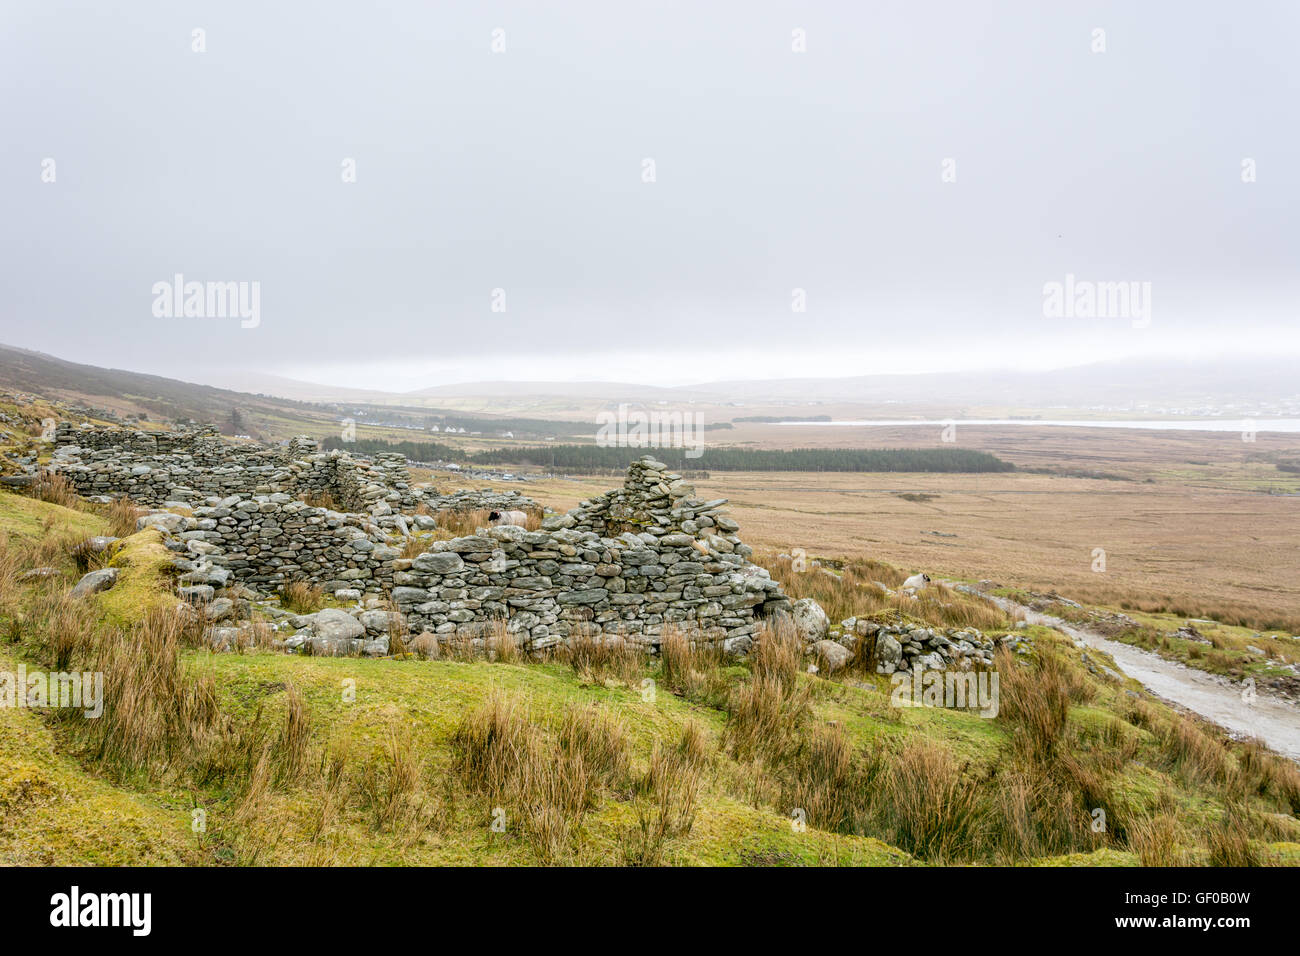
[469,444,1014,472]
[325,437,1014,473]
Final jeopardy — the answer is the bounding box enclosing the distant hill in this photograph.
[0,343,331,437]
[198,357,1300,414]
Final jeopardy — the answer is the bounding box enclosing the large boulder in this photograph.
[204,597,237,622]
[790,598,829,644]
[875,633,903,674]
[136,512,186,533]
[813,639,851,673]
[358,609,396,634]
[303,608,365,653]
[69,567,119,598]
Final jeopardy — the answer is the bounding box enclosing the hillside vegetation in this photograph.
[2,487,1297,867]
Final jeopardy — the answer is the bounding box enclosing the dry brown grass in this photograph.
[1157,714,1232,787]
[276,683,311,785]
[724,672,813,766]
[1207,806,1265,866]
[434,507,543,537]
[658,626,730,706]
[563,627,645,686]
[779,722,863,834]
[357,727,426,832]
[995,646,1090,761]
[101,497,142,538]
[20,588,98,671]
[1231,739,1300,813]
[27,471,78,509]
[484,617,521,664]
[657,462,1300,634]
[301,490,340,511]
[750,615,804,689]
[400,535,432,559]
[1128,813,1190,866]
[757,553,1014,632]
[451,693,631,862]
[0,532,22,608]
[74,606,220,780]
[876,739,983,863]
[280,580,325,614]
[434,508,492,538]
[623,721,709,866]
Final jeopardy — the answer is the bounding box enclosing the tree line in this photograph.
[324,437,1015,473]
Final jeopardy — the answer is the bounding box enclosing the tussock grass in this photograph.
[20,589,98,671]
[724,672,813,766]
[451,693,631,862]
[624,721,709,866]
[99,497,141,539]
[877,739,983,863]
[756,553,1014,632]
[0,533,23,608]
[1232,739,1300,813]
[27,471,78,509]
[280,580,325,614]
[750,615,803,690]
[1207,806,1265,866]
[382,600,408,658]
[358,727,426,832]
[563,628,644,686]
[778,722,864,834]
[277,683,311,785]
[1129,813,1190,866]
[1157,714,1231,786]
[73,606,220,781]
[658,626,730,706]
[995,646,1076,760]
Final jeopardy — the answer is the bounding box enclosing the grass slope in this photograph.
[2,489,1299,867]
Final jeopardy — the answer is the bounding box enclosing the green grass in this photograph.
[0,642,199,865]
[0,491,105,541]
[2,488,1299,867]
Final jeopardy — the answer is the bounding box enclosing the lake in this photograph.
[773,418,1300,433]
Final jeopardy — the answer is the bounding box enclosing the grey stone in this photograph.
[70,567,119,598]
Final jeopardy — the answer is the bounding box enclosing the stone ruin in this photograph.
[44,424,792,657]
[50,422,533,520]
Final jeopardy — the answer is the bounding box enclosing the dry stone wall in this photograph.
[51,426,788,653]
[50,424,533,516]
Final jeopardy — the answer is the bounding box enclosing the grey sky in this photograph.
[2,1,1297,390]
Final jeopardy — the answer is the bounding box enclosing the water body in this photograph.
[983,593,1300,762]
[774,418,1300,433]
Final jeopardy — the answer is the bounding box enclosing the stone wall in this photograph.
[50,424,535,517]
[160,455,787,653]
[51,426,788,653]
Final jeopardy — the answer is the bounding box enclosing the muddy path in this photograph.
[980,591,1300,762]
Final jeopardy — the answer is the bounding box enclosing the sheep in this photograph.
[901,573,931,591]
[488,509,529,527]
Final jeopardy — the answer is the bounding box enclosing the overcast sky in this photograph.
[2,1,1297,390]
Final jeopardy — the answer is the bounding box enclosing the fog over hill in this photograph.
[6,343,1295,424]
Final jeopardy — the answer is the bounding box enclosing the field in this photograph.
[440,424,1300,634]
